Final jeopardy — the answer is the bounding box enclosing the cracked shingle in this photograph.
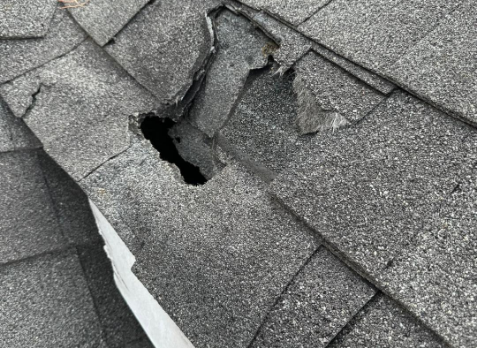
[0,40,158,181]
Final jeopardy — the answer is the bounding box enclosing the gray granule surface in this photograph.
[81,137,319,348]
[0,0,57,39]
[37,152,100,246]
[298,0,463,72]
[220,67,308,174]
[188,9,270,137]
[240,0,331,26]
[0,40,158,181]
[385,0,477,125]
[105,0,219,104]
[251,247,376,348]
[251,11,311,73]
[293,52,385,130]
[328,294,448,348]
[270,90,477,346]
[0,249,104,347]
[0,150,66,264]
[0,8,87,84]
[68,0,149,46]
[0,97,41,153]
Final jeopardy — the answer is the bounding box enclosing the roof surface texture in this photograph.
[0,0,476,347]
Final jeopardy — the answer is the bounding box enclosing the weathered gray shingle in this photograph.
[251,247,376,348]
[0,249,104,347]
[0,0,57,39]
[68,0,149,46]
[0,150,65,264]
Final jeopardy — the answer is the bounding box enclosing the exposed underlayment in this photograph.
[1,1,476,348]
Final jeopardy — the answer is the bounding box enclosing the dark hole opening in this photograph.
[140,115,207,186]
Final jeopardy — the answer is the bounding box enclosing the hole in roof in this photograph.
[140,114,207,186]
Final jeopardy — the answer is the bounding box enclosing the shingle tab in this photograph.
[328,295,447,348]
[0,249,104,347]
[68,0,149,46]
[251,247,376,348]
[0,150,65,264]
[240,0,331,26]
[0,9,86,84]
[299,0,462,72]
[386,0,477,125]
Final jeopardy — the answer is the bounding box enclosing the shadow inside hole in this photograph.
[141,115,207,186]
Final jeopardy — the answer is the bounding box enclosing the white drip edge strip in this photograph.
[89,200,195,348]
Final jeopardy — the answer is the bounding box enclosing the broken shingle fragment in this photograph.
[251,247,376,348]
[299,0,463,72]
[0,0,57,39]
[68,0,149,46]
[0,40,158,181]
[0,151,65,264]
[80,137,319,348]
[293,52,385,133]
[188,9,270,137]
[105,0,219,106]
[386,0,477,125]
[0,8,87,84]
[0,250,104,348]
[328,295,447,348]
[220,68,306,175]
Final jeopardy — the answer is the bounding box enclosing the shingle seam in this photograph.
[324,292,382,348]
[245,245,323,348]
[0,36,88,86]
[294,0,334,26]
[269,188,454,347]
[0,245,76,270]
[73,244,110,346]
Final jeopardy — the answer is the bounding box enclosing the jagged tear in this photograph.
[140,114,207,185]
[293,74,350,135]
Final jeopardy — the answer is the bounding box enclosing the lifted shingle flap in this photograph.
[0,0,57,39]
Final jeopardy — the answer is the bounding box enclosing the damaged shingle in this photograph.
[188,9,271,137]
[0,40,158,181]
[293,52,385,134]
